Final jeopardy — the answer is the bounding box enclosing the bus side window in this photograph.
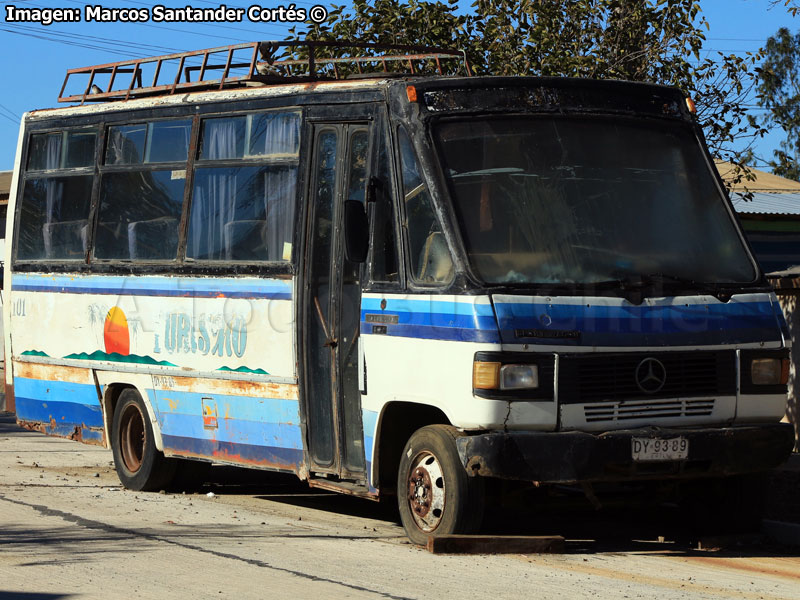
[187,111,300,263]
[17,129,96,261]
[369,128,398,283]
[95,119,191,261]
[397,127,453,285]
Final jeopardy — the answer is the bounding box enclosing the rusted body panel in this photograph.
[150,373,303,474]
[16,419,105,446]
[13,361,104,445]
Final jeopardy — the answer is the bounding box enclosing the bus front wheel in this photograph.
[397,425,485,545]
[111,389,176,491]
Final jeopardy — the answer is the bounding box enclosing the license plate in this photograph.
[631,437,689,462]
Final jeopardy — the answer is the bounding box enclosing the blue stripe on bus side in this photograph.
[149,390,300,425]
[148,388,303,467]
[161,435,304,470]
[15,396,103,427]
[361,297,495,316]
[359,322,500,343]
[362,409,378,492]
[360,297,500,343]
[15,377,104,443]
[15,377,102,421]
[494,299,784,346]
[154,411,303,450]
[11,274,292,300]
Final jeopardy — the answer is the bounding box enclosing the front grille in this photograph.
[583,397,716,422]
[559,351,736,404]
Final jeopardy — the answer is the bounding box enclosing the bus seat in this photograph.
[128,217,178,260]
[417,231,454,283]
[43,219,88,259]
[224,220,267,261]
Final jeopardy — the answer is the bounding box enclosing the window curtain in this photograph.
[44,134,62,225]
[190,120,239,259]
[262,167,297,260]
[250,113,300,156]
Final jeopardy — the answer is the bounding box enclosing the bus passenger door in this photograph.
[303,117,374,484]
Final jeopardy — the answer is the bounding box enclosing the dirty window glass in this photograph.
[106,120,191,165]
[28,129,96,170]
[398,127,452,284]
[248,112,301,157]
[106,124,146,164]
[187,165,297,262]
[369,130,398,283]
[346,129,369,203]
[199,111,301,160]
[199,117,246,160]
[64,130,97,168]
[95,170,184,260]
[17,176,93,260]
[147,120,191,163]
[435,117,756,285]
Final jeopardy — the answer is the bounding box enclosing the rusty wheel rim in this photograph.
[406,451,445,533]
[119,403,145,474]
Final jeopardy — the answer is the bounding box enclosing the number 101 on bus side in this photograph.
[4,41,794,545]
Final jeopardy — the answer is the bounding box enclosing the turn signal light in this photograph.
[473,361,500,389]
[406,85,418,102]
[685,97,697,114]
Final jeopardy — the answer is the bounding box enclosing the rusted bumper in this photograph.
[456,424,795,483]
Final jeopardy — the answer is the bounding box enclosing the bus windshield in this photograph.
[434,116,757,286]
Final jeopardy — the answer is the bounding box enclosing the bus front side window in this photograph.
[398,127,453,284]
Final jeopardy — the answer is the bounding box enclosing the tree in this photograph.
[286,0,765,179]
[756,27,800,181]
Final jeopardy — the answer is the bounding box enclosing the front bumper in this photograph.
[456,424,795,483]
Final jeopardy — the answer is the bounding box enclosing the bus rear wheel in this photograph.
[111,389,175,491]
[397,425,485,546]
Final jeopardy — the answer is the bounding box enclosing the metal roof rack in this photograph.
[58,41,472,104]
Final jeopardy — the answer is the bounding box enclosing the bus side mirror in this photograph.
[344,200,369,263]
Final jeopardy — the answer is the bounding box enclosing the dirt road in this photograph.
[1,415,798,600]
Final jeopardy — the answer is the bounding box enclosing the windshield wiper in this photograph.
[450,167,524,179]
[595,273,728,304]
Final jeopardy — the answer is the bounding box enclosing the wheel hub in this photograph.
[119,403,145,474]
[409,467,432,517]
[406,451,445,532]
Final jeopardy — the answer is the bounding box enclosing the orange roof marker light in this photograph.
[406,85,418,103]
[685,97,697,114]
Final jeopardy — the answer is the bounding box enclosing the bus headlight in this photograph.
[500,364,539,390]
[750,358,789,385]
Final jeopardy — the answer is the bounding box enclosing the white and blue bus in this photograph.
[4,42,794,544]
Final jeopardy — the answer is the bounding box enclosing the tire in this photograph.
[397,425,485,545]
[111,389,176,491]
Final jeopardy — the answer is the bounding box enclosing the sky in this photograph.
[0,0,796,172]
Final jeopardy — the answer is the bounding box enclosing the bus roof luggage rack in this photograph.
[58,41,472,104]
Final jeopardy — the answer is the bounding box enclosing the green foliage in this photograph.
[756,27,800,181]
[287,0,765,177]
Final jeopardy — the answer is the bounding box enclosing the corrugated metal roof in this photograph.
[730,192,800,216]
[715,160,800,192]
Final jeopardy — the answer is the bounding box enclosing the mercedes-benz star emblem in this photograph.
[635,358,667,394]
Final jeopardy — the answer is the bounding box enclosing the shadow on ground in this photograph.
[3,412,798,557]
